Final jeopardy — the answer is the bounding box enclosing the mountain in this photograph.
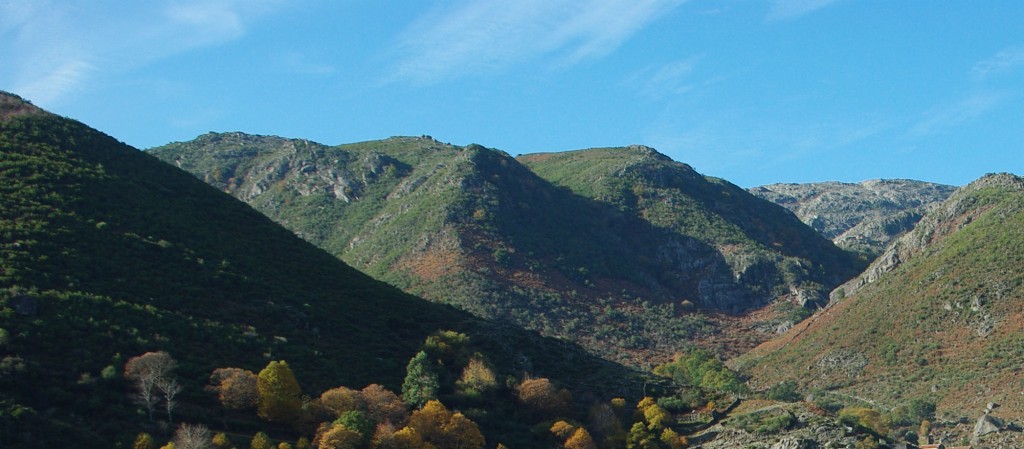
[151,136,864,363]
[737,174,1024,427]
[0,92,650,447]
[749,180,957,258]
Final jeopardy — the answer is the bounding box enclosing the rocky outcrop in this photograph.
[834,173,1024,300]
[975,413,1005,439]
[690,402,860,449]
[750,179,956,257]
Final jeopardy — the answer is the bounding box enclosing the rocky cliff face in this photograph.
[750,179,956,257]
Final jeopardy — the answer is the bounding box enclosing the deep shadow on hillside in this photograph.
[0,92,652,447]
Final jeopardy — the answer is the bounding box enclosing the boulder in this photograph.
[974,413,1004,438]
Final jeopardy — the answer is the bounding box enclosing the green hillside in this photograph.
[518,146,862,307]
[0,92,651,448]
[737,173,1024,422]
[152,137,863,364]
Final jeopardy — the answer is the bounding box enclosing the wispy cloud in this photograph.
[766,0,842,21]
[906,91,1009,139]
[970,47,1024,80]
[0,0,279,107]
[387,0,685,84]
[625,57,701,99]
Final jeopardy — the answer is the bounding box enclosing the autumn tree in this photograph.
[363,384,409,425]
[516,378,571,418]
[317,424,362,449]
[403,351,439,408]
[378,426,431,449]
[134,432,158,449]
[440,412,485,449]
[124,351,179,421]
[173,423,212,449]
[250,432,273,449]
[212,432,232,449]
[659,428,686,449]
[319,386,366,417]
[636,397,669,432]
[456,356,497,397]
[408,400,484,449]
[550,420,577,440]
[257,360,302,425]
[564,427,598,449]
[209,367,259,410]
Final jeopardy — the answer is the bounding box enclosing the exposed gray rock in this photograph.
[750,179,956,257]
[770,438,819,449]
[835,174,1024,299]
[975,413,1005,438]
[816,349,868,378]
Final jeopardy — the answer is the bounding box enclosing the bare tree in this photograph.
[124,351,180,421]
[173,423,212,449]
[157,376,183,422]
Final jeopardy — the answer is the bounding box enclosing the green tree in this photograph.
[402,351,439,407]
[765,380,801,402]
[626,422,657,449]
[838,407,889,435]
[257,361,302,425]
[335,410,374,446]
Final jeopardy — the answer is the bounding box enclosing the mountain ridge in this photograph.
[152,133,865,364]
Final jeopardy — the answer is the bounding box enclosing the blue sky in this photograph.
[3,1,1023,187]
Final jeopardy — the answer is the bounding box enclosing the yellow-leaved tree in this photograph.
[257,360,302,425]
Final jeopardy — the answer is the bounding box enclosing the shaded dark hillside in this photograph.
[737,173,1024,422]
[750,179,956,258]
[0,92,648,447]
[518,147,863,310]
[153,136,864,364]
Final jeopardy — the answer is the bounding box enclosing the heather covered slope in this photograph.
[153,136,864,364]
[749,179,957,257]
[737,174,1024,422]
[0,92,647,447]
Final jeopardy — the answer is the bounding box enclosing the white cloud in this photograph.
[388,0,685,84]
[0,0,279,107]
[907,91,1008,139]
[766,0,841,21]
[626,57,701,99]
[970,47,1024,80]
[15,59,96,106]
